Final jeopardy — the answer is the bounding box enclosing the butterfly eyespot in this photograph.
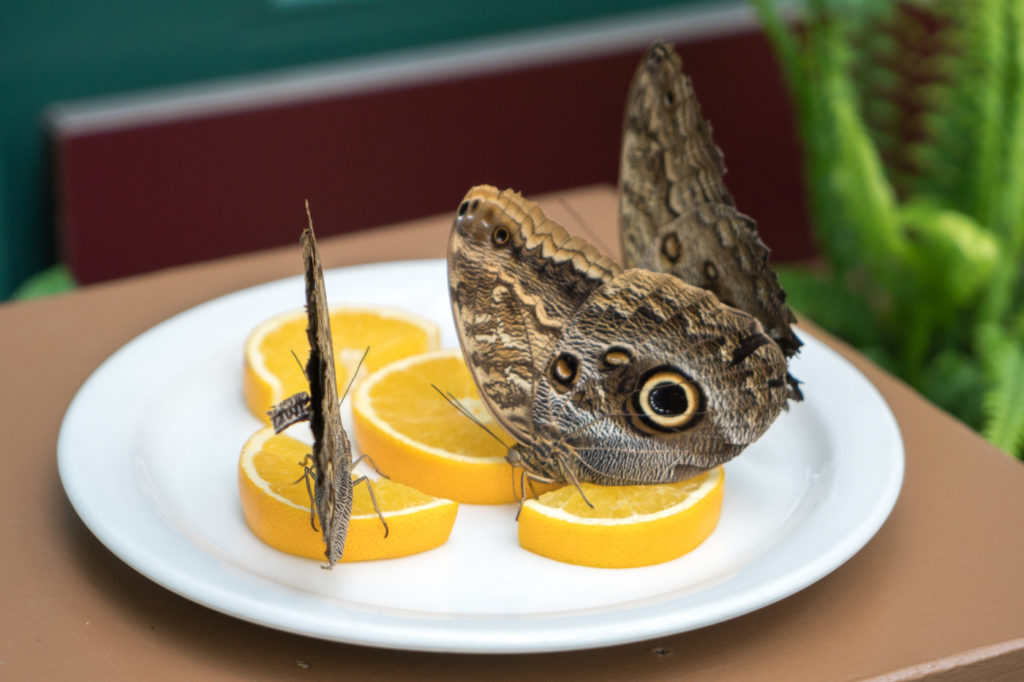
[660,232,682,264]
[458,201,469,216]
[600,346,632,369]
[548,353,579,392]
[491,225,511,246]
[703,260,719,280]
[632,367,703,432]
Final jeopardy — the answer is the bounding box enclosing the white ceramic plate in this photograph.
[58,259,903,653]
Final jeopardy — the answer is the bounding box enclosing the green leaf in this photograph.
[750,0,803,102]
[11,264,76,300]
[776,0,904,284]
[753,0,1024,447]
[896,199,1000,309]
[978,325,1024,457]
[917,348,985,430]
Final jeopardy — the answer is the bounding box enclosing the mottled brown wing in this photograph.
[447,185,622,442]
[618,42,803,365]
[525,268,789,486]
[301,215,353,567]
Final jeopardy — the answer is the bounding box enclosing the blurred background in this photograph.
[8,0,1022,457]
[0,0,810,300]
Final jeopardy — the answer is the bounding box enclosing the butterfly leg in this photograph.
[292,453,319,531]
[556,456,593,509]
[510,468,544,505]
[513,470,561,520]
[513,469,527,519]
[352,475,389,538]
[350,453,390,480]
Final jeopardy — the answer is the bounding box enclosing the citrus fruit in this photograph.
[517,467,724,568]
[351,348,552,504]
[238,426,458,562]
[243,305,440,422]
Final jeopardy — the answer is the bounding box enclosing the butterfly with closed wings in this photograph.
[447,42,800,494]
[267,207,386,567]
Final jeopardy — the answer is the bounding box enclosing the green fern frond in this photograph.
[802,2,904,283]
[913,0,1013,228]
[896,199,999,310]
[997,0,1024,256]
[753,0,1024,455]
[750,0,803,101]
[846,3,945,198]
[978,326,1024,457]
[917,348,985,430]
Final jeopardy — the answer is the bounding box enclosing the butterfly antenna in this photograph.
[430,384,511,450]
[340,346,370,405]
[290,349,310,382]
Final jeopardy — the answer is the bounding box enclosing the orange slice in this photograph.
[238,426,458,562]
[517,467,724,568]
[351,348,551,504]
[243,306,440,422]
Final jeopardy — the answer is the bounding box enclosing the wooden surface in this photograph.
[2,186,1022,680]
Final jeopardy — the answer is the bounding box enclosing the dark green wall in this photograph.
[0,0,708,298]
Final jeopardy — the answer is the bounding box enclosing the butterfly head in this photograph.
[506,441,564,484]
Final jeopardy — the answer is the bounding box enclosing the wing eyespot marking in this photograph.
[548,353,579,393]
[599,346,633,370]
[492,225,511,246]
[630,366,703,433]
[661,232,682,264]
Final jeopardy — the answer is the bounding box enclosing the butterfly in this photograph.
[268,206,385,566]
[446,42,800,492]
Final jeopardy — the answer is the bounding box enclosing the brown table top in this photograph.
[3,186,1022,680]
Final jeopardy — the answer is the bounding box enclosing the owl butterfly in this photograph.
[268,208,383,567]
[448,186,791,489]
[619,41,802,399]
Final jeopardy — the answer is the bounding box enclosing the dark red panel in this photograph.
[55,29,812,285]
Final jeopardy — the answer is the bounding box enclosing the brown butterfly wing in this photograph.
[447,185,622,443]
[528,268,790,485]
[619,42,803,368]
[301,219,353,567]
